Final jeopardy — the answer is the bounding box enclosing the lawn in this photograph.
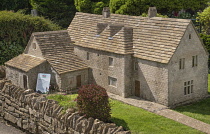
[110,99,203,134]
[47,94,203,134]
[47,94,78,111]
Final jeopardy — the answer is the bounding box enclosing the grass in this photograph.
[110,99,203,134]
[47,94,77,111]
[174,98,210,124]
[47,94,203,134]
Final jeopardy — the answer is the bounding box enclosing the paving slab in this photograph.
[108,92,210,134]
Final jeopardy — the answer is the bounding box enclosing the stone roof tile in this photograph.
[68,12,191,63]
[5,54,46,72]
[33,30,88,74]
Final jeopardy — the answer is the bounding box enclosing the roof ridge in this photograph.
[33,30,68,36]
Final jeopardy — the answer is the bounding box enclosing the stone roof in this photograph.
[68,12,191,63]
[5,54,46,72]
[32,30,88,74]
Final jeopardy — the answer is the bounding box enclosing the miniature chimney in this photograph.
[102,7,110,18]
[148,7,157,18]
[31,9,38,16]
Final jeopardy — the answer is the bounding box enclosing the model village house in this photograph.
[5,7,209,107]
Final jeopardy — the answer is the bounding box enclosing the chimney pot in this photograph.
[148,7,157,18]
[102,7,110,18]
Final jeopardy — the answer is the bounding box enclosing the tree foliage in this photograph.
[76,84,111,122]
[197,5,210,34]
[0,0,31,13]
[74,0,109,14]
[30,0,76,28]
[109,0,209,16]
[0,11,61,65]
[0,41,24,65]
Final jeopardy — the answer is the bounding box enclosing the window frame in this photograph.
[184,80,193,95]
[108,76,117,87]
[179,58,185,70]
[192,55,198,67]
[32,43,37,50]
[87,52,90,60]
[109,57,114,67]
[134,61,138,71]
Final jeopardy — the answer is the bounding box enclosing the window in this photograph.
[109,57,114,66]
[189,34,191,39]
[192,55,198,67]
[134,61,138,70]
[179,58,185,69]
[87,52,89,60]
[184,80,193,95]
[32,43,36,50]
[108,77,117,87]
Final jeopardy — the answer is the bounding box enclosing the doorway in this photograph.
[76,75,81,87]
[23,75,28,89]
[135,80,140,97]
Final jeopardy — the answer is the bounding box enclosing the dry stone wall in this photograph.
[0,80,130,134]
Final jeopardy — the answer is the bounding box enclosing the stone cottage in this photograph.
[67,7,209,106]
[5,30,89,91]
[5,7,209,107]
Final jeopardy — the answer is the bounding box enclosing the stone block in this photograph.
[5,98,11,104]
[8,106,15,112]
[19,108,29,113]
[44,114,52,123]
[4,112,17,124]
[17,118,22,128]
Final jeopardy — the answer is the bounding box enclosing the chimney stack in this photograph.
[148,7,157,18]
[102,7,110,18]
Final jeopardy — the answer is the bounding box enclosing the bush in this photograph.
[0,11,61,46]
[76,84,111,122]
[0,11,61,65]
[0,41,24,65]
[30,0,76,28]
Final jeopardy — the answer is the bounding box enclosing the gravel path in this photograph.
[0,117,26,134]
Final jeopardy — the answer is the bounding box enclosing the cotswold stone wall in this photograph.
[0,80,130,134]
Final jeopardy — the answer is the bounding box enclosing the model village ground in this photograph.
[1,7,210,134]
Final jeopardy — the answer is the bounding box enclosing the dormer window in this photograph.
[108,37,113,40]
[32,43,36,50]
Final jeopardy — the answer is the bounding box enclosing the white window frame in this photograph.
[108,76,117,87]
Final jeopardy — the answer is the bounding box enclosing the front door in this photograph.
[135,80,140,97]
[76,75,81,87]
[23,75,28,89]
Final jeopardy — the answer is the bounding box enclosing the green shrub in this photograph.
[0,11,61,65]
[30,0,76,28]
[0,11,61,46]
[0,41,24,65]
[76,84,111,122]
